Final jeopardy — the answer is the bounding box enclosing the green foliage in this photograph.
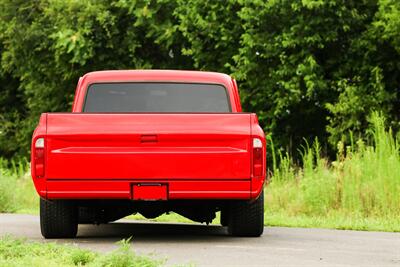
[95,238,162,267]
[0,0,191,157]
[266,112,400,231]
[0,158,35,213]
[0,0,400,159]
[0,237,163,267]
[229,0,400,152]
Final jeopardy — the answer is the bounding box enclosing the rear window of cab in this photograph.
[83,82,231,113]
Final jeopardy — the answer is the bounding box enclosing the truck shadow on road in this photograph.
[76,221,234,242]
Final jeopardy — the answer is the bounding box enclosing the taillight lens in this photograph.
[35,138,44,178]
[253,138,263,177]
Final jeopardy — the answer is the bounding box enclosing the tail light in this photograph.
[252,138,263,177]
[34,138,45,178]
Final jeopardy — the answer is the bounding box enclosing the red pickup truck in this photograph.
[31,70,266,238]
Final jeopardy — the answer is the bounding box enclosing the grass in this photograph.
[127,212,222,225]
[265,112,400,232]
[265,211,400,232]
[0,236,162,267]
[0,158,37,214]
[127,213,195,224]
[0,112,399,232]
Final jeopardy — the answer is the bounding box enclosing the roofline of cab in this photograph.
[72,70,241,112]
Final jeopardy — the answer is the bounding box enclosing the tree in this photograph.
[0,0,399,160]
[0,0,192,157]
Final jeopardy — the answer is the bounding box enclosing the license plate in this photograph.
[132,183,168,201]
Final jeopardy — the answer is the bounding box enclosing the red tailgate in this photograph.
[45,113,251,180]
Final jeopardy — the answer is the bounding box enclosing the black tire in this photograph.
[40,198,78,238]
[228,190,264,237]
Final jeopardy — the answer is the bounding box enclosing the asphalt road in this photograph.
[0,214,399,266]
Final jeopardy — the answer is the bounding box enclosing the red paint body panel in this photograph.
[46,180,250,199]
[45,113,251,180]
[31,70,266,201]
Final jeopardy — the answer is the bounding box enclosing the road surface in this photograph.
[0,214,399,266]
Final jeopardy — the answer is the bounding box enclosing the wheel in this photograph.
[220,209,229,227]
[228,190,264,237]
[40,198,78,238]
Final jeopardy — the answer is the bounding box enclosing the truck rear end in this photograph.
[31,70,266,238]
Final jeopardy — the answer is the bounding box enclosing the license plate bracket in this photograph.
[132,183,168,201]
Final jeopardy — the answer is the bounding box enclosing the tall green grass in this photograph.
[0,158,37,213]
[266,112,400,231]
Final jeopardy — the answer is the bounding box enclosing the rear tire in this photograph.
[40,198,78,238]
[228,190,264,237]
